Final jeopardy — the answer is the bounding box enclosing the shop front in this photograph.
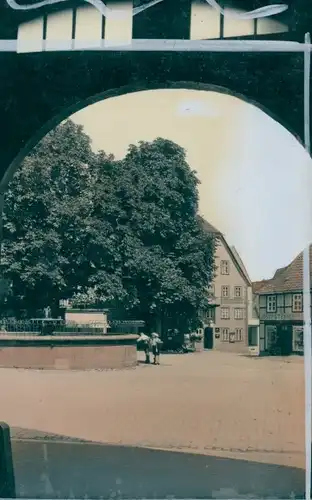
[259,320,303,356]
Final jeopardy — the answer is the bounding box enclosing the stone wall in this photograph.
[0,335,138,370]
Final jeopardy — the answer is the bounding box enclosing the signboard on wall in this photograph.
[261,312,302,321]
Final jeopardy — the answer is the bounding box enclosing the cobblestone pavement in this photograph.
[1,351,305,469]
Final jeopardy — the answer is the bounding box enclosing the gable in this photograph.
[214,236,251,286]
[214,237,248,287]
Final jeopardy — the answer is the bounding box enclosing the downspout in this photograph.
[303,31,311,500]
[245,285,249,350]
[0,191,5,308]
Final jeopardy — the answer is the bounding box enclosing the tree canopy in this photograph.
[2,120,216,331]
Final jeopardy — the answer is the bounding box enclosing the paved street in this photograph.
[0,351,305,498]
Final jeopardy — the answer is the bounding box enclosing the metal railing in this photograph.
[0,318,145,336]
[108,320,145,334]
[0,319,106,336]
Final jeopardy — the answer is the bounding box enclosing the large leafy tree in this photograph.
[89,138,216,332]
[2,120,96,315]
[2,124,216,331]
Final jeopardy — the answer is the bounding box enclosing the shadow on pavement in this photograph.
[11,428,305,499]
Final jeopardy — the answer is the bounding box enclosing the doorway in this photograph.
[277,324,293,356]
[204,327,214,350]
[267,323,293,355]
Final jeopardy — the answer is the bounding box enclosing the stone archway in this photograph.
[0,79,305,192]
[0,34,307,190]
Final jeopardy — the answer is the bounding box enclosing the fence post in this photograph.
[0,422,16,498]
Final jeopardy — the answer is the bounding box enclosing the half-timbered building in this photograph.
[253,245,311,355]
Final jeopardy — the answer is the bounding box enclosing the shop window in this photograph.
[293,326,304,352]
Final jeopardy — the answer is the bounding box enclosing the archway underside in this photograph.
[0,49,306,189]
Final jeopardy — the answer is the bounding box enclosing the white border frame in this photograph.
[303,32,311,500]
[0,21,311,500]
[0,38,312,52]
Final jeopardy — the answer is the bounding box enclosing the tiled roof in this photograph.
[252,245,312,294]
[252,280,268,293]
[273,267,287,278]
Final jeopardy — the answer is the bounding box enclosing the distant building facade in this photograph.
[199,219,258,354]
[252,246,311,355]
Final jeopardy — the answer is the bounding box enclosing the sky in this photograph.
[72,89,312,282]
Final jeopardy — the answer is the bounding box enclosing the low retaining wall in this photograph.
[0,334,138,370]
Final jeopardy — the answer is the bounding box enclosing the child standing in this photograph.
[137,333,151,364]
[151,332,162,365]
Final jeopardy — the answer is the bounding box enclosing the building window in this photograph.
[235,328,243,341]
[220,307,230,319]
[222,328,230,341]
[220,260,230,275]
[221,285,230,297]
[234,286,242,298]
[292,293,303,312]
[206,308,215,322]
[266,295,277,313]
[208,283,215,295]
[234,308,244,319]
